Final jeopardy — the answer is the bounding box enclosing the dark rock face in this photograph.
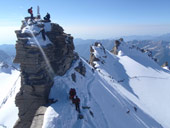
[13,18,77,128]
[75,61,86,76]
[110,40,121,55]
[71,73,76,82]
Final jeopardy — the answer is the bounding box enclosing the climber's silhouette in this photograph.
[39,28,46,41]
[74,96,80,113]
[134,106,137,112]
[69,88,76,103]
[126,109,130,114]
[44,13,51,22]
[28,7,33,20]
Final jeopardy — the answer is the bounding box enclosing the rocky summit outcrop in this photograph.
[13,17,78,128]
[110,39,121,55]
[89,42,106,69]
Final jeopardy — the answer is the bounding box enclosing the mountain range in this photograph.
[0,19,170,128]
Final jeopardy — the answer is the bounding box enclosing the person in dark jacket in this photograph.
[44,13,51,22]
[28,7,33,20]
[134,106,137,112]
[39,28,46,41]
[74,96,80,113]
[69,88,76,102]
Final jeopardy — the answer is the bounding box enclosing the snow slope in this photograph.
[117,42,170,128]
[127,40,170,65]
[0,70,21,128]
[1,38,169,127]
[90,41,170,128]
[42,53,163,128]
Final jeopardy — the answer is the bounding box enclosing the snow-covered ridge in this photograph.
[91,42,170,128]
[0,70,21,128]
[127,40,170,65]
[42,40,165,128]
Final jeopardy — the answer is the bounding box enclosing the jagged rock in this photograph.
[90,46,94,53]
[75,61,86,76]
[13,17,78,128]
[119,38,124,42]
[90,54,100,62]
[89,42,106,68]
[94,42,99,46]
[111,40,121,55]
[71,73,76,82]
[140,49,145,53]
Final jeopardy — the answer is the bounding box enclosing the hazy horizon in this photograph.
[1,0,170,44]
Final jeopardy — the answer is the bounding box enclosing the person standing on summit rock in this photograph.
[44,13,51,22]
[28,7,33,20]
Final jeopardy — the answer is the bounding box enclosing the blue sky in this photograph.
[0,0,170,44]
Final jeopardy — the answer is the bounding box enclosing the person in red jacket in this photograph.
[69,88,76,103]
[74,96,80,113]
[28,7,33,20]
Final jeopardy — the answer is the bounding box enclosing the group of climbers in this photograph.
[27,7,51,41]
[69,88,81,113]
[28,7,51,22]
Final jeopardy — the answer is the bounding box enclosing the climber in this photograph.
[134,106,137,112]
[92,68,94,73]
[74,96,80,113]
[44,13,51,22]
[126,109,130,114]
[39,28,46,41]
[69,88,76,102]
[28,7,33,20]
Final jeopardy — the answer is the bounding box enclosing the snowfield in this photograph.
[0,70,20,128]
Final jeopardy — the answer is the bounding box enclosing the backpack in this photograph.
[28,9,30,13]
[28,9,32,14]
